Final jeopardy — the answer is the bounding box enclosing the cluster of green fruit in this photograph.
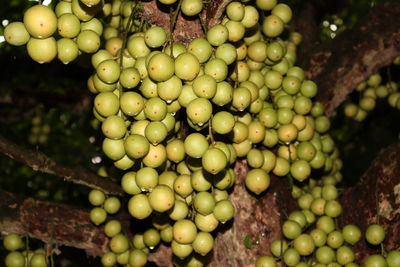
[2,0,377,266]
[343,65,400,122]
[28,115,51,145]
[2,234,47,267]
[256,175,400,267]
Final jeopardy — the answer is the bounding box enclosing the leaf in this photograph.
[242,234,253,249]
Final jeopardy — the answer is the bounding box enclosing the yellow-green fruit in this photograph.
[173,219,197,244]
[23,5,57,38]
[80,0,101,7]
[148,185,175,212]
[57,38,79,64]
[4,22,30,46]
[27,37,57,64]
[245,168,270,195]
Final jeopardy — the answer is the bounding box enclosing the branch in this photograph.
[341,141,400,263]
[139,0,232,44]
[0,189,108,257]
[300,1,400,116]
[0,135,124,196]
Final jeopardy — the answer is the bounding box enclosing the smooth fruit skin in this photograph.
[4,22,30,46]
[27,37,57,64]
[24,5,57,38]
[365,224,385,245]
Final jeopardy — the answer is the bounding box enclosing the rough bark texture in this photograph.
[0,135,124,196]
[140,0,232,44]
[341,141,400,264]
[300,1,400,116]
[0,189,109,257]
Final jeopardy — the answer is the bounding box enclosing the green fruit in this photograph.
[104,196,121,214]
[245,168,270,195]
[143,228,160,248]
[5,251,25,267]
[270,239,288,257]
[188,38,213,63]
[181,0,203,16]
[96,59,120,84]
[226,2,245,21]
[282,220,302,239]
[88,189,106,206]
[293,234,315,256]
[192,232,214,256]
[101,252,116,267]
[213,200,234,223]
[3,234,23,251]
[262,15,284,37]
[27,37,57,64]
[144,97,168,121]
[387,250,400,267]
[57,38,79,64]
[104,220,122,237]
[147,53,175,82]
[174,52,200,81]
[144,26,166,48]
[283,248,300,266]
[173,219,197,244]
[148,185,175,212]
[255,255,276,267]
[186,98,213,126]
[315,246,335,264]
[128,249,147,267]
[24,5,57,38]
[193,191,216,215]
[102,138,125,160]
[336,246,355,265]
[364,254,387,267]
[171,240,193,259]
[30,253,47,267]
[128,194,152,219]
[57,13,80,38]
[195,213,219,232]
[4,22,30,46]
[365,224,385,245]
[90,207,107,225]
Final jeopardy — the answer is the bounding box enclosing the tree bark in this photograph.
[341,141,400,264]
[0,135,124,196]
[300,1,400,116]
[139,0,232,44]
[0,189,109,257]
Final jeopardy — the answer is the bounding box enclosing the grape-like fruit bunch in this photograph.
[28,114,51,145]
[2,234,48,267]
[6,0,399,266]
[343,68,400,121]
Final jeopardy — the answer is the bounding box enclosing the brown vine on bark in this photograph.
[0,135,124,196]
[0,189,109,257]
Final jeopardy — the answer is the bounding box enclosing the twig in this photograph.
[0,135,124,196]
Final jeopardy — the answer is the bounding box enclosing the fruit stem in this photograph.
[208,116,215,144]
[119,1,138,69]
[169,0,184,44]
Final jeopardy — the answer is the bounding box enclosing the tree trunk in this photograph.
[341,141,400,264]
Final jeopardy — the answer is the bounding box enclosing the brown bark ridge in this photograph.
[0,135,124,196]
[300,1,400,116]
[139,0,232,44]
[0,189,108,257]
[341,141,400,264]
